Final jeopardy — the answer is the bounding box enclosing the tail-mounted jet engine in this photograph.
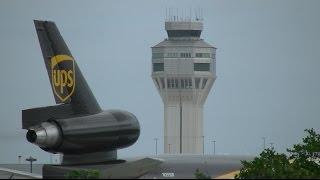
[22,20,140,165]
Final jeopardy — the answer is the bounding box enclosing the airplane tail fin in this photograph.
[34,20,101,114]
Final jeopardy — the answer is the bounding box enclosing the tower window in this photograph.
[166,53,179,58]
[155,79,160,89]
[196,53,211,58]
[153,63,164,72]
[180,79,185,88]
[152,53,164,59]
[180,78,192,89]
[186,79,192,89]
[160,78,165,89]
[180,53,191,58]
[175,79,179,88]
[167,30,201,38]
[202,78,208,89]
[194,63,210,71]
[166,78,179,89]
[167,78,174,89]
[195,78,201,89]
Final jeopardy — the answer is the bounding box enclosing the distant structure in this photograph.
[151,13,216,154]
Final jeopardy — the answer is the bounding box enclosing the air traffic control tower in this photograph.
[151,18,216,154]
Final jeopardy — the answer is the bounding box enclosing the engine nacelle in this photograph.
[26,110,140,155]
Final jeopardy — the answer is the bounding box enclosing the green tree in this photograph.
[287,129,320,179]
[235,129,320,179]
[65,169,100,179]
[194,168,211,179]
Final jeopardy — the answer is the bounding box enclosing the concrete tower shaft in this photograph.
[152,20,216,154]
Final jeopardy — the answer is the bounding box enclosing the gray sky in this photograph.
[0,0,319,163]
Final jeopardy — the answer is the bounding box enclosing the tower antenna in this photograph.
[201,7,203,21]
[166,7,167,21]
[195,8,197,21]
[176,8,178,22]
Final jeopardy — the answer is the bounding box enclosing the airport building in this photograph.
[151,18,216,154]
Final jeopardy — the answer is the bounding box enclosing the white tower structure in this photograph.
[151,19,216,154]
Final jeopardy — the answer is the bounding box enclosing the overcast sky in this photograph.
[0,0,319,163]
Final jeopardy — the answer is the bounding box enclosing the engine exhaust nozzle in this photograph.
[26,122,62,149]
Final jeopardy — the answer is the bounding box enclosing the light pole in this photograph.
[18,155,22,164]
[26,156,37,173]
[211,140,216,155]
[202,136,205,155]
[154,138,159,155]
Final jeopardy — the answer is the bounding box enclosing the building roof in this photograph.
[152,39,215,49]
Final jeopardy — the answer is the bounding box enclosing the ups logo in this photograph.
[51,55,75,102]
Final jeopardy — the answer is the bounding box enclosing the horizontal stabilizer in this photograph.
[22,104,75,129]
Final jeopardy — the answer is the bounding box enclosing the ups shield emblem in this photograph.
[51,55,75,102]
